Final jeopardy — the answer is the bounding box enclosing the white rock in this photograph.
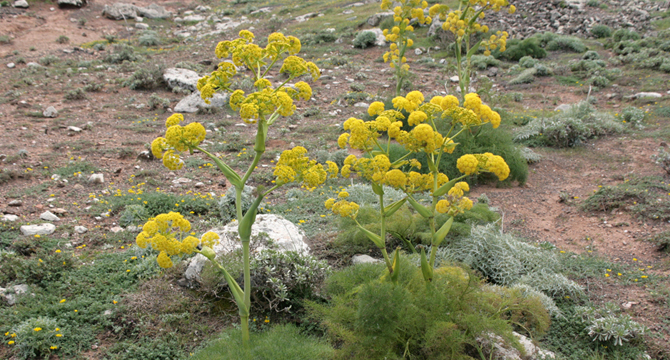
[135,23,149,29]
[358,28,386,47]
[58,0,85,7]
[163,68,200,91]
[172,177,192,184]
[51,174,62,181]
[88,173,104,184]
[183,15,206,22]
[40,211,61,222]
[14,0,28,8]
[513,332,555,359]
[174,90,229,113]
[43,106,58,118]
[68,126,82,132]
[194,182,205,188]
[352,254,382,265]
[353,102,369,108]
[634,92,662,99]
[450,75,460,83]
[184,215,309,281]
[554,104,572,112]
[1,214,19,222]
[74,226,88,234]
[295,12,317,22]
[110,226,124,233]
[20,223,56,236]
[7,63,15,68]
[0,284,29,305]
[414,48,423,55]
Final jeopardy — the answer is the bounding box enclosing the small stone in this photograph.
[51,208,68,215]
[14,0,29,8]
[450,75,459,83]
[353,102,369,108]
[74,226,88,234]
[20,223,56,236]
[125,225,140,233]
[414,48,423,55]
[1,214,19,222]
[68,126,82,132]
[88,174,104,184]
[137,150,154,161]
[110,226,124,233]
[40,211,61,222]
[51,174,62,181]
[633,92,662,99]
[7,63,15,68]
[135,23,149,29]
[172,177,192,184]
[8,200,22,206]
[352,254,382,265]
[194,182,205,188]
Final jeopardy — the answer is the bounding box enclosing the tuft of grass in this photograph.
[192,324,334,360]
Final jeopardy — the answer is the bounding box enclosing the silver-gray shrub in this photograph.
[513,101,624,147]
[575,303,647,346]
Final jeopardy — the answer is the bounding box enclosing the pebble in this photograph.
[7,63,15,69]
[110,226,124,233]
[88,174,104,184]
[8,200,22,206]
[74,226,88,234]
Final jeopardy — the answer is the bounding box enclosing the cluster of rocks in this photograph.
[13,0,84,8]
[172,8,250,41]
[102,3,171,21]
[481,0,669,38]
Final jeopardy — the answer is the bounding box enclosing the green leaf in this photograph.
[357,225,385,248]
[372,182,384,196]
[210,156,242,188]
[432,217,453,247]
[433,178,458,197]
[238,195,264,242]
[420,248,433,282]
[200,247,248,317]
[390,249,400,283]
[466,40,482,59]
[407,196,432,219]
[383,198,407,217]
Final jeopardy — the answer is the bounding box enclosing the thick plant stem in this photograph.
[379,193,394,275]
[241,314,250,350]
[242,241,251,345]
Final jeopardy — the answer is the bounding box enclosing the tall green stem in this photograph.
[378,193,394,275]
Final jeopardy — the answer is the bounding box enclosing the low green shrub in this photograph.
[581,176,670,221]
[514,101,624,147]
[64,88,87,101]
[302,30,337,45]
[582,50,601,60]
[646,231,670,252]
[56,35,69,44]
[470,54,500,70]
[100,189,214,217]
[508,68,536,85]
[590,25,612,38]
[546,36,586,53]
[652,147,670,174]
[612,28,640,42]
[11,316,64,360]
[352,31,377,49]
[104,44,138,64]
[308,258,550,360]
[493,37,547,61]
[620,106,645,129]
[518,55,539,68]
[192,324,334,360]
[147,93,170,110]
[138,31,160,47]
[123,66,165,90]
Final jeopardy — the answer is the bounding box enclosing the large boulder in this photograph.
[58,0,85,8]
[102,3,171,21]
[163,68,200,91]
[184,215,309,281]
[174,90,229,113]
[102,3,137,20]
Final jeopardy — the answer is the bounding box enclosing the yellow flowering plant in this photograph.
[328,90,509,282]
[380,0,432,96]
[429,0,515,96]
[142,30,326,349]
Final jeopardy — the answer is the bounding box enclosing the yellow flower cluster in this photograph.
[436,181,473,216]
[457,153,510,180]
[482,31,509,56]
[463,93,501,128]
[273,146,329,190]
[325,190,360,219]
[199,30,319,120]
[151,113,206,171]
[380,0,431,72]
[434,0,513,43]
[136,212,220,268]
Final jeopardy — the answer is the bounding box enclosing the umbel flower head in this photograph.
[197,30,320,124]
[381,0,431,73]
[325,190,360,219]
[151,113,206,170]
[136,212,220,268]
[273,146,332,190]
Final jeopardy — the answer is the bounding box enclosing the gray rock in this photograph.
[174,90,229,113]
[43,106,58,118]
[14,0,28,8]
[352,254,382,265]
[74,226,88,234]
[185,215,309,281]
[353,102,369,108]
[367,11,394,26]
[20,223,56,236]
[427,18,443,37]
[102,3,137,20]
[88,173,104,184]
[295,12,317,22]
[136,4,171,19]
[250,7,271,15]
[58,0,85,8]
[135,23,149,30]
[40,211,61,222]
[514,332,556,359]
[68,126,82,132]
[414,48,423,55]
[450,75,460,83]
[554,104,572,112]
[9,200,22,206]
[633,92,662,99]
[126,225,141,233]
[195,5,210,12]
[0,284,29,305]
[163,68,200,91]
[1,214,19,222]
[182,15,205,22]
[110,226,124,233]
[7,62,15,68]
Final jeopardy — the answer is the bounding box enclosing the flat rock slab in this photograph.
[102,3,171,20]
[184,214,309,281]
[40,211,60,222]
[20,223,56,236]
[163,68,200,91]
[174,90,229,113]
